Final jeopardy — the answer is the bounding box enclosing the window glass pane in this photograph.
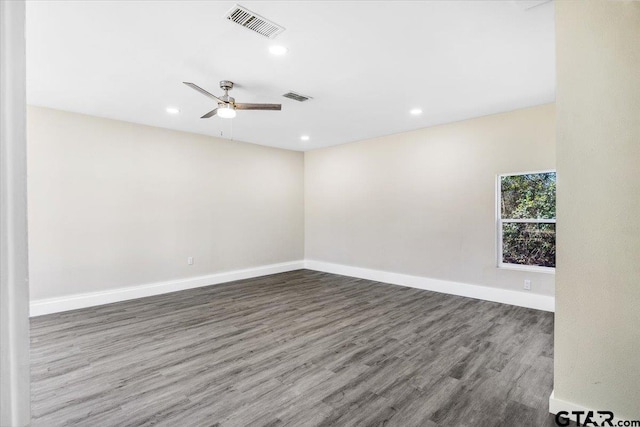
[502,223,556,268]
[501,172,556,219]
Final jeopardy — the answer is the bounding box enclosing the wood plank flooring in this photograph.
[31,270,563,426]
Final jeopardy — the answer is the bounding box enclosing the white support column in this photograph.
[0,1,30,426]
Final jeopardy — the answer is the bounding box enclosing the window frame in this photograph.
[496,169,556,274]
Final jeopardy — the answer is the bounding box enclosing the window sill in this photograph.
[498,263,556,274]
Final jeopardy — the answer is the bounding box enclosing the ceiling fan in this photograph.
[183,80,281,119]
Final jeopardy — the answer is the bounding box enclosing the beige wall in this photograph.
[305,104,556,296]
[555,1,640,420]
[27,106,304,300]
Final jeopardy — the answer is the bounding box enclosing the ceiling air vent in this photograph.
[225,4,285,39]
[283,92,312,102]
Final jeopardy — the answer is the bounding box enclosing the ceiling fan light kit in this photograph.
[183,80,281,120]
[217,104,236,119]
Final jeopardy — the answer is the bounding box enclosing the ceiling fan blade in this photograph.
[183,82,226,103]
[235,103,282,111]
[201,108,218,118]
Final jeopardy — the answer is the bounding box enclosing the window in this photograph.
[497,171,556,271]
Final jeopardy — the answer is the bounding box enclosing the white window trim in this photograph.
[496,170,556,274]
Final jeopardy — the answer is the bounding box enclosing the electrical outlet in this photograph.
[187,256,194,265]
[524,279,531,290]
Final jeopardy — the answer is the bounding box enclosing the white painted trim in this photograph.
[498,263,556,274]
[31,258,555,316]
[549,390,627,424]
[30,261,304,317]
[304,260,555,312]
[498,168,557,178]
[0,0,31,425]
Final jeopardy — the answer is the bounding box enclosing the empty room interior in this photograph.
[1,1,639,426]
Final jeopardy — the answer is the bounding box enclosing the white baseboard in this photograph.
[31,259,555,316]
[30,260,305,317]
[549,390,626,424]
[304,260,555,312]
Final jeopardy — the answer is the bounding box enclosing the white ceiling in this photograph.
[27,1,555,151]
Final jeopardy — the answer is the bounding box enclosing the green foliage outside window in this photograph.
[500,173,556,268]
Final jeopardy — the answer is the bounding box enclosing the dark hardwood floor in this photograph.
[31,269,564,426]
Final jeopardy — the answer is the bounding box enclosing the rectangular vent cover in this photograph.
[225,5,285,39]
[283,92,312,102]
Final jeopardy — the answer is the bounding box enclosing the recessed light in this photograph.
[410,108,422,116]
[300,135,310,141]
[166,107,180,114]
[269,45,288,55]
